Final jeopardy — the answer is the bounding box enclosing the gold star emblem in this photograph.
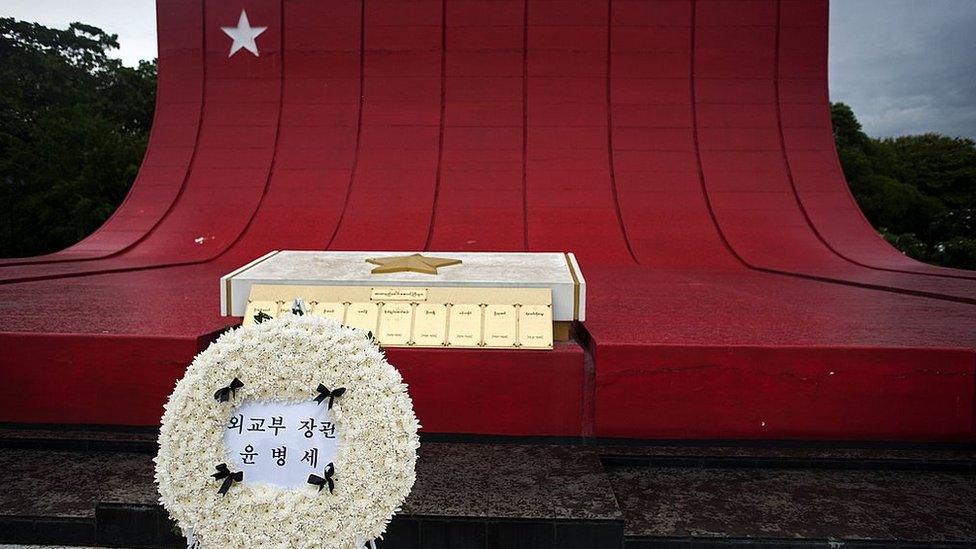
[366,253,462,275]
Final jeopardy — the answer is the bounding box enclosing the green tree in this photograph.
[0,18,155,257]
[884,134,976,209]
[849,173,945,237]
[832,102,976,270]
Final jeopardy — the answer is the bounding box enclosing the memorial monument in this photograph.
[1,1,975,547]
[221,251,585,347]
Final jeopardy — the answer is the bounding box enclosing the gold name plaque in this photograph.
[242,285,553,350]
[370,288,428,301]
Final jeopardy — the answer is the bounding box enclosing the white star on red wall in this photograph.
[221,10,267,58]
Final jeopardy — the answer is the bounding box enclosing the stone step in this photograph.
[0,440,622,549]
[598,443,976,472]
[0,428,973,548]
[0,426,157,453]
[607,454,976,549]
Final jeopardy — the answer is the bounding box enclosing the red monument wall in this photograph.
[1,0,973,441]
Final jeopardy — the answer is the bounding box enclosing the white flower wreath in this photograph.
[155,315,420,549]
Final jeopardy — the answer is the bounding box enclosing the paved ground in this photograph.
[0,450,157,518]
[0,443,620,521]
[608,465,976,543]
[2,433,975,546]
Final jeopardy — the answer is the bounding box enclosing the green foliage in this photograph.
[941,237,976,269]
[832,102,976,270]
[884,134,976,208]
[0,17,155,257]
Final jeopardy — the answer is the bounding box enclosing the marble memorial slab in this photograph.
[220,251,585,322]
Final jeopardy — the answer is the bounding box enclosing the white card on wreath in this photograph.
[223,400,339,488]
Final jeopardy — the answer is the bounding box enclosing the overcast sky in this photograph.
[830,0,976,140]
[3,1,975,139]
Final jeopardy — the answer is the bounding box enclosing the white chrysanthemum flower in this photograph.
[156,315,419,549]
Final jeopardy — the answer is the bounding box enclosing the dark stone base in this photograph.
[0,515,95,546]
[1,427,974,548]
[625,539,975,549]
[95,503,185,548]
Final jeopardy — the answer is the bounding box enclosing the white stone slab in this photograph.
[220,251,586,321]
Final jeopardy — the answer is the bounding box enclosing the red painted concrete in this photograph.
[0,0,973,439]
[389,345,585,436]
[0,331,215,426]
[584,266,976,440]
[595,343,974,441]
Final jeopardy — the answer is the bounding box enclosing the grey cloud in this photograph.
[829,0,976,139]
[2,0,157,67]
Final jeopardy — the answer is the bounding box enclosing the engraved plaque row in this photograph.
[244,299,553,349]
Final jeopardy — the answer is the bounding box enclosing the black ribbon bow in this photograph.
[253,310,272,324]
[213,377,244,402]
[314,384,346,409]
[307,462,335,493]
[212,463,243,495]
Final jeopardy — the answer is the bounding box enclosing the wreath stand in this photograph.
[156,312,419,549]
